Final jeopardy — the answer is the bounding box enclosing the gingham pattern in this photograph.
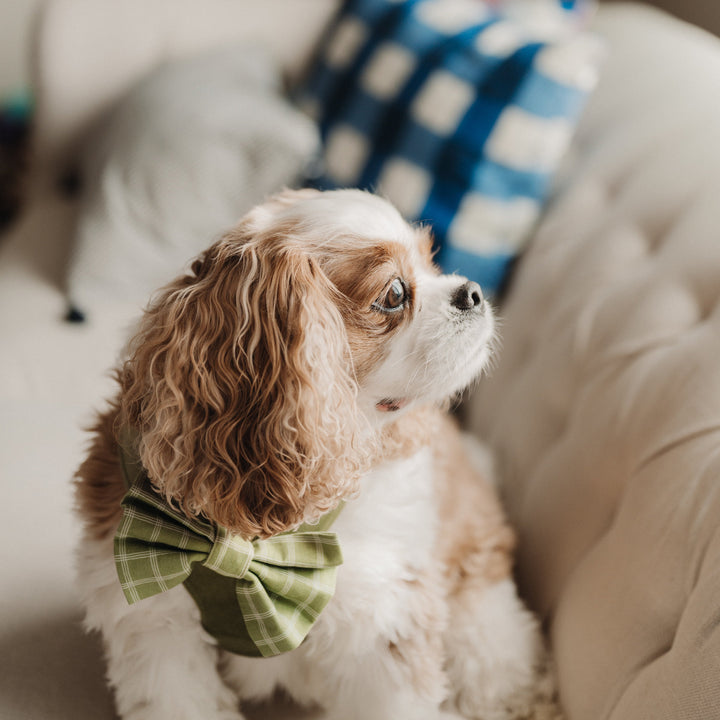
[114,477,343,658]
[300,0,600,296]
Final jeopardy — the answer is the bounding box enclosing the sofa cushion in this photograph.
[468,4,720,718]
[66,45,319,318]
[299,0,602,295]
[31,0,338,174]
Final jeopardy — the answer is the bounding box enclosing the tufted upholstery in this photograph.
[468,5,720,719]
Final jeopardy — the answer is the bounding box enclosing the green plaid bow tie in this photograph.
[114,436,344,658]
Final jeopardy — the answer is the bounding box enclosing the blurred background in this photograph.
[0,0,42,101]
[0,0,714,232]
[0,0,715,101]
[640,0,720,35]
[0,0,718,253]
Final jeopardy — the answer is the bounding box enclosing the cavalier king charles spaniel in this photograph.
[75,189,558,720]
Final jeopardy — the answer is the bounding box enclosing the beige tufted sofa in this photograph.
[1,1,719,719]
[468,6,720,717]
[466,7,720,720]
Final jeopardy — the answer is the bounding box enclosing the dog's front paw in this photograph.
[446,660,561,720]
[444,580,562,720]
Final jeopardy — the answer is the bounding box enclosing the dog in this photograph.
[75,188,557,720]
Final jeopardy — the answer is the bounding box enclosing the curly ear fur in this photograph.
[119,220,366,538]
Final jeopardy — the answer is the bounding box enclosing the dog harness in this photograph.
[113,428,344,657]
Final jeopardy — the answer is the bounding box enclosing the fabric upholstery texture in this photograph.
[468,5,720,719]
[300,0,602,295]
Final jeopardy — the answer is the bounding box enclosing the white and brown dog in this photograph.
[75,189,557,720]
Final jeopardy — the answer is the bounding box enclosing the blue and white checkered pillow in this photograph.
[300,0,602,295]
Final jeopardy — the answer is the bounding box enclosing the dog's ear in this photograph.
[120,222,365,538]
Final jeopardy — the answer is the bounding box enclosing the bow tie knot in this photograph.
[204,528,254,579]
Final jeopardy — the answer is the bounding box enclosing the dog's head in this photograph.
[120,189,495,537]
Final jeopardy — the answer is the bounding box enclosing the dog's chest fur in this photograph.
[315,446,439,647]
[219,444,446,704]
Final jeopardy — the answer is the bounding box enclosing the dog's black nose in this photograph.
[451,281,484,311]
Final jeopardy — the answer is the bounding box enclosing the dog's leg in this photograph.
[317,649,456,720]
[434,433,562,720]
[77,536,244,720]
[296,564,458,720]
[223,644,455,720]
[443,576,561,720]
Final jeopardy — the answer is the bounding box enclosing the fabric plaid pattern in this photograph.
[114,456,344,657]
[299,0,601,296]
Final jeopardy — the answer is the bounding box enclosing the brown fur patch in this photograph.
[376,407,515,593]
[118,228,368,539]
[414,225,437,268]
[431,413,516,595]
[321,240,418,382]
[74,400,126,541]
[380,405,441,461]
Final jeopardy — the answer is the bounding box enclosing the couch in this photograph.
[1,1,718,718]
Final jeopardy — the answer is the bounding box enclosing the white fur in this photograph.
[443,580,547,720]
[76,190,555,720]
[222,449,443,719]
[77,538,244,720]
[79,447,548,720]
[250,189,418,253]
[361,269,495,416]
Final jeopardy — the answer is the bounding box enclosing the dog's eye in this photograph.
[373,278,408,313]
